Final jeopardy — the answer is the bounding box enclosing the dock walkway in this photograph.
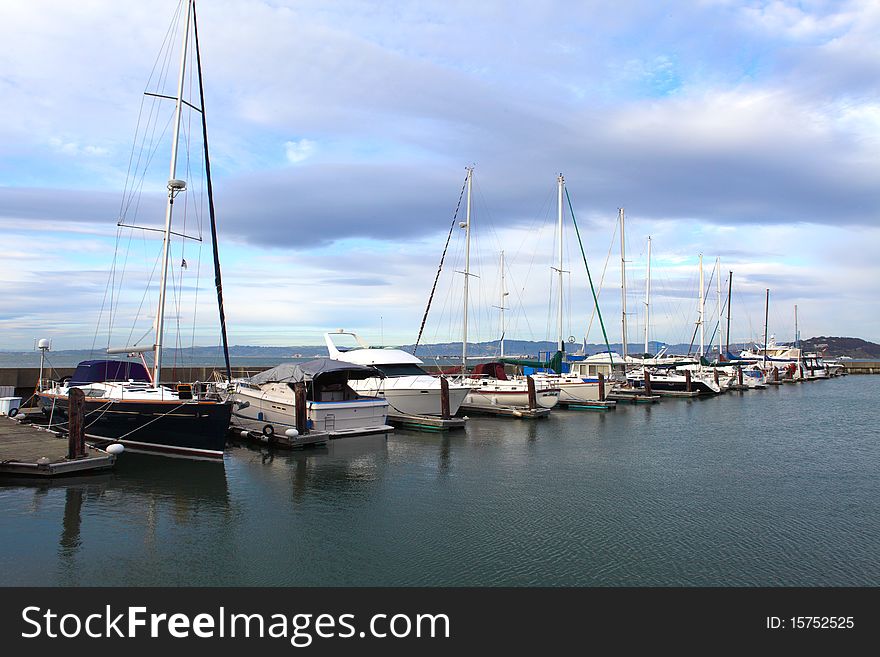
[0,415,116,477]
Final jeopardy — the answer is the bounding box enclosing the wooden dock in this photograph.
[458,403,552,419]
[387,412,466,432]
[0,415,116,477]
[655,389,702,398]
[605,389,660,404]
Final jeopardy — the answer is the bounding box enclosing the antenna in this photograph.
[36,337,51,392]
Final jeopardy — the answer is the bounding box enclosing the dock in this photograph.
[655,389,702,398]
[557,400,617,411]
[458,403,552,419]
[387,412,466,432]
[229,415,329,449]
[605,389,661,404]
[0,415,116,477]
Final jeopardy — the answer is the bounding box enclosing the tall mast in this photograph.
[726,270,732,354]
[698,253,704,358]
[716,256,722,357]
[644,236,651,355]
[619,208,628,358]
[557,174,565,354]
[763,288,770,368]
[192,0,231,382]
[461,166,473,374]
[794,304,799,349]
[153,0,193,385]
[498,250,507,358]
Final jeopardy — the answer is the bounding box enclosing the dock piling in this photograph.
[685,370,692,392]
[67,387,85,460]
[644,370,652,394]
[440,376,451,419]
[294,382,307,434]
[598,373,606,401]
[527,376,537,410]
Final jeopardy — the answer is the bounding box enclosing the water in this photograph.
[2,376,878,586]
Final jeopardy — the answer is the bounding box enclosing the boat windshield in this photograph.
[374,364,428,377]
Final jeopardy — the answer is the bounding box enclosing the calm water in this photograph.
[2,376,878,586]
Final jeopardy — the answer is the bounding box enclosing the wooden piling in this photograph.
[440,376,451,419]
[294,382,308,434]
[527,376,537,410]
[685,370,692,392]
[644,370,652,394]
[67,387,85,460]
[713,368,719,385]
[773,367,779,383]
[598,373,606,401]
[737,366,743,386]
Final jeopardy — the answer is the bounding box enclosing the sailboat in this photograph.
[514,174,602,404]
[39,0,232,458]
[456,168,559,411]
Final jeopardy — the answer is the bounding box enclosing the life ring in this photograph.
[8,407,18,418]
[262,424,275,437]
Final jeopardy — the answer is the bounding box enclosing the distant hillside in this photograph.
[800,336,880,358]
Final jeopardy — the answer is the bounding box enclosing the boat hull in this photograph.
[349,377,471,416]
[38,394,231,458]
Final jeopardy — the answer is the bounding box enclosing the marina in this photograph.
[1,0,878,614]
[1,374,877,586]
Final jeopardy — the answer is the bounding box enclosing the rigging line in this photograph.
[92,225,124,356]
[192,0,232,380]
[412,172,468,355]
[583,215,617,344]
[125,249,163,349]
[119,1,181,218]
[566,187,614,364]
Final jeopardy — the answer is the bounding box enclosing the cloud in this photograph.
[284,139,316,164]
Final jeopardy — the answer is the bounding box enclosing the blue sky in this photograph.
[1,0,878,351]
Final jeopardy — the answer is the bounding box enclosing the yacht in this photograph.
[324,331,471,416]
[227,359,392,438]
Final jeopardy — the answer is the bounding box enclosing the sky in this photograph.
[1,0,878,352]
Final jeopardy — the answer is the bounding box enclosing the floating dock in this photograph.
[458,403,551,419]
[655,389,703,398]
[387,412,466,432]
[557,400,617,411]
[0,415,116,477]
[229,416,329,449]
[605,389,661,404]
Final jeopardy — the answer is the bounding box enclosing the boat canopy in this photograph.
[248,358,383,385]
[470,362,508,380]
[70,360,151,385]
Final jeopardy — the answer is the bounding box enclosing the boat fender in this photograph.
[262,424,275,437]
[7,407,17,417]
[106,443,125,455]
[284,428,299,438]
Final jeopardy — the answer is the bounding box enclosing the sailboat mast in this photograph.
[644,236,651,355]
[698,253,704,358]
[726,271,732,354]
[499,250,506,358]
[153,0,193,385]
[763,288,770,368]
[557,174,565,353]
[192,0,231,382]
[716,256,722,357]
[461,166,473,374]
[794,304,799,348]
[619,208,628,358]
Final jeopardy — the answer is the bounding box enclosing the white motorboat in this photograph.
[324,331,471,416]
[227,359,392,438]
[463,363,559,409]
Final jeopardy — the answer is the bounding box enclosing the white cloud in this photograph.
[284,138,316,164]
